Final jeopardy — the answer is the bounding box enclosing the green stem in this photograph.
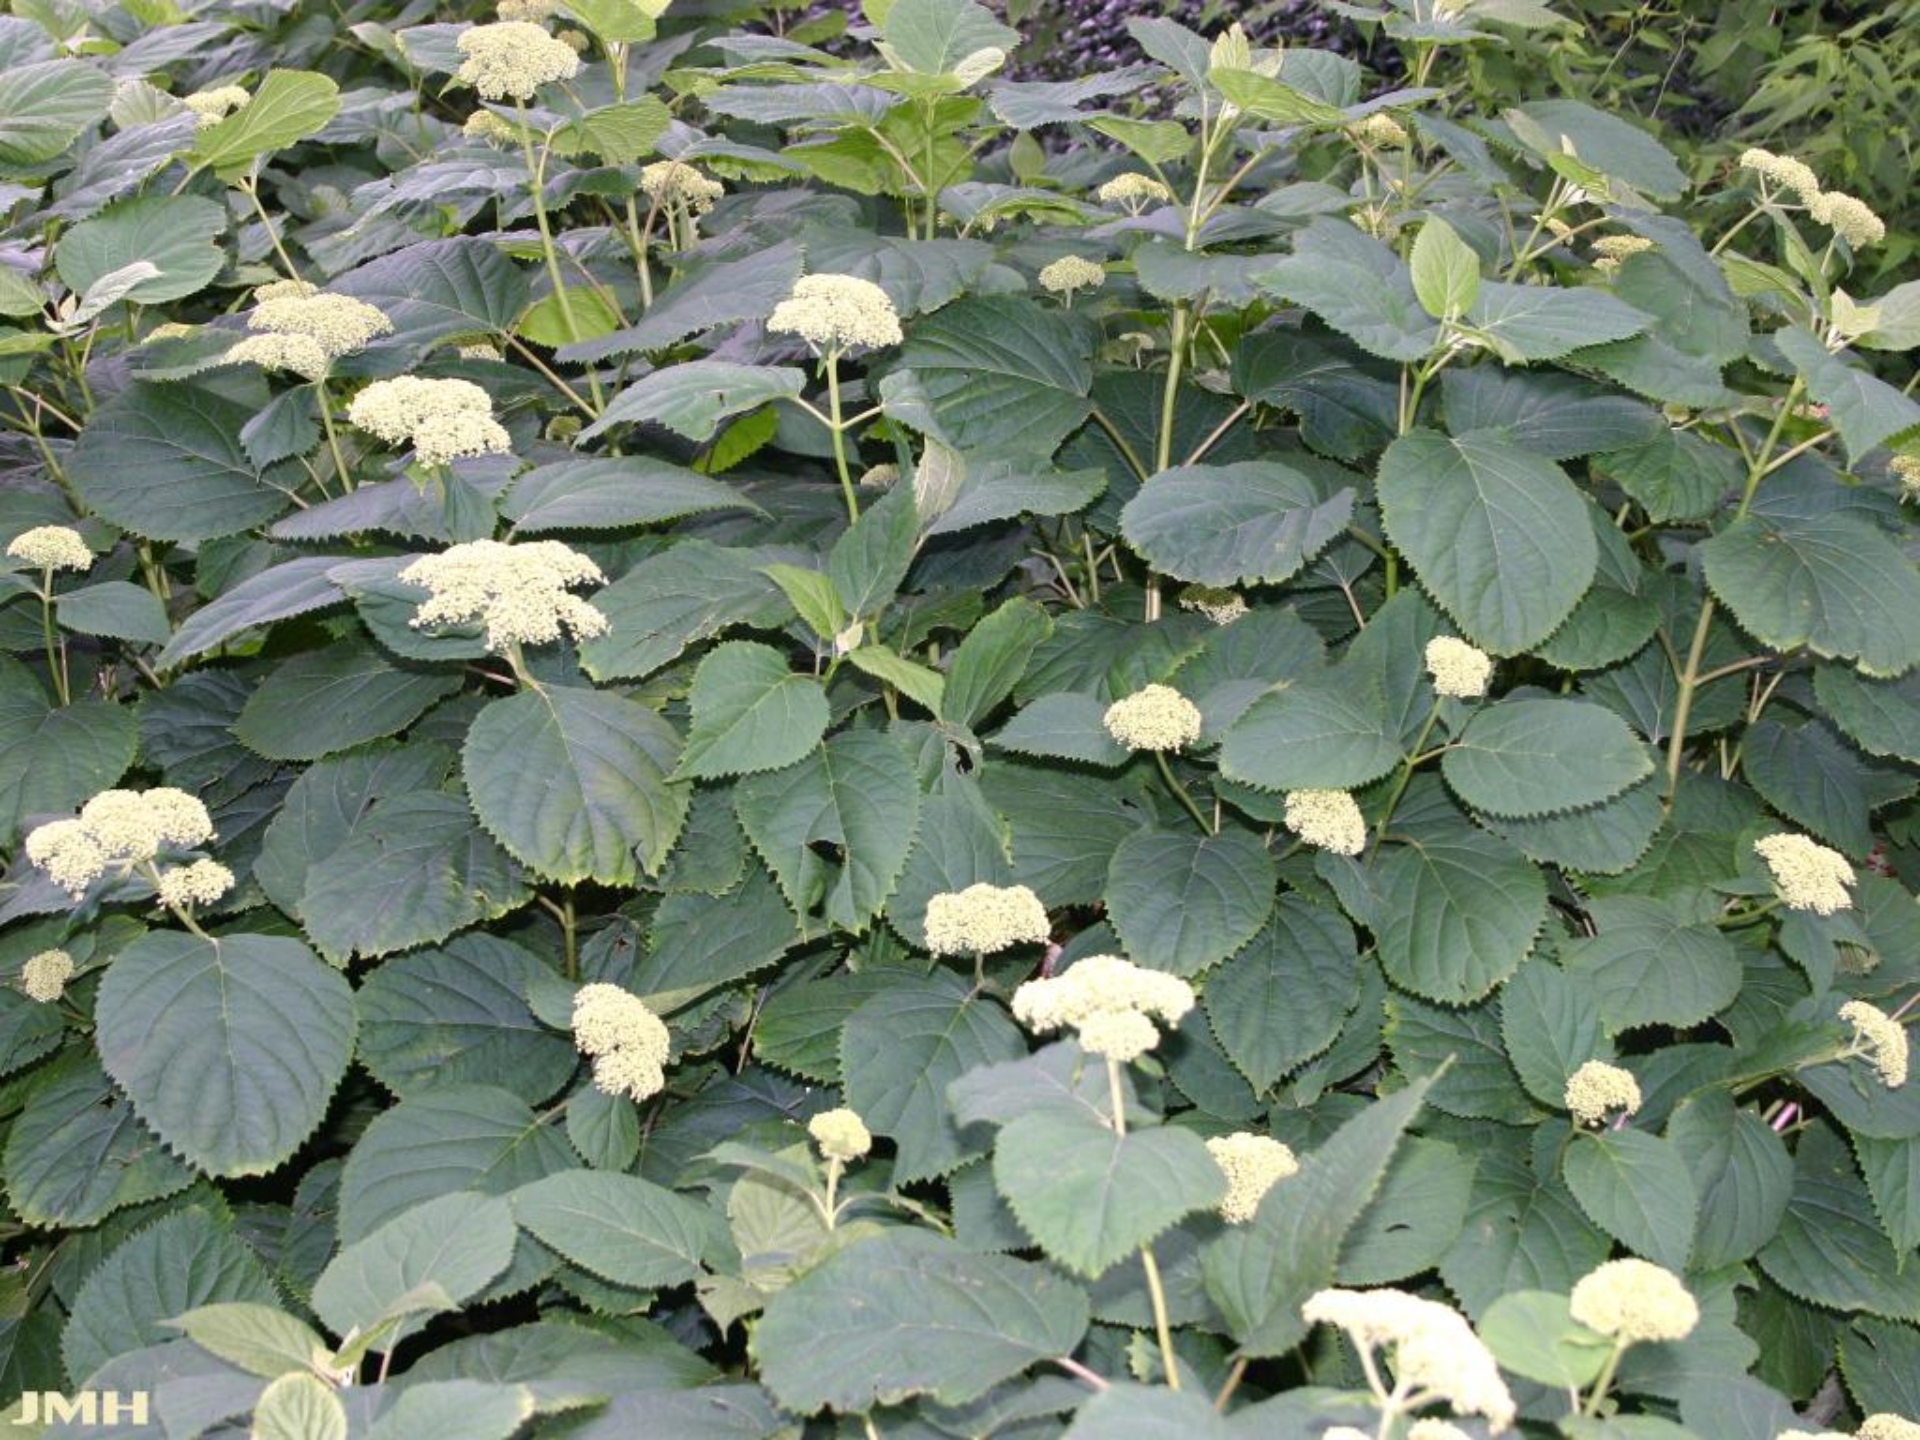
[1371,702,1443,854]
[1155,750,1212,833]
[1106,1058,1182,1392]
[1580,1340,1629,1418]
[514,103,605,413]
[825,350,860,522]
[37,579,68,706]
[241,175,304,283]
[314,380,353,493]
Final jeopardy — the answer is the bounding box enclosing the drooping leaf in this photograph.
[311,1192,517,1350]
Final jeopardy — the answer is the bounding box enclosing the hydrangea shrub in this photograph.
[0,0,1918,1435]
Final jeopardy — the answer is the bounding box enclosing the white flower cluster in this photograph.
[1302,1288,1516,1432]
[1564,1060,1641,1126]
[640,160,725,215]
[1038,256,1106,297]
[923,883,1049,956]
[1350,113,1410,148]
[1569,1259,1699,1344]
[7,525,92,573]
[1809,191,1886,249]
[1754,832,1855,915]
[766,274,904,353]
[1425,636,1493,698]
[462,110,520,146]
[1011,954,1195,1063]
[1097,173,1171,210]
[400,538,608,653]
[182,85,250,126]
[1103,684,1203,752]
[572,983,671,1102]
[1592,234,1656,274]
[808,1107,872,1162]
[347,376,511,467]
[496,0,553,19]
[155,859,235,911]
[1839,1000,1909,1089]
[1177,585,1247,625]
[1206,1132,1298,1223]
[455,21,582,101]
[1892,456,1920,503]
[1858,1416,1920,1440]
[21,950,74,1004]
[1284,789,1367,856]
[1738,148,1822,204]
[26,788,216,898]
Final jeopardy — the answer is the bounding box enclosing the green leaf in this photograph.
[1204,1077,1432,1356]
[1505,99,1686,198]
[1670,1092,1793,1269]
[1104,828,1276,977]
[190,70,341,179]
[1444,698,1653,817]
[1219,669,1402,791]
[880,296,1093,455]
[168,1303,330,1379]
[252,1373,347,1440]
[1839,1318,1920,1417]
[1209,66,1348,126]
[993,1111,1225,1278]
[155,556,349,667]
[848,644,946,713]
[842,973,1025,1183]
[829,482,919,617]
[1774,326,1920,463]
[1558,896,1742,1035]
[0,60,115,169]
[1259,220,1439,362]
[1411,216,1481,319]
[1441,1133,1613,1317]
[1815,663,1920,763]
[1481,1291,1612,1387]
[1118,460,1356,588]
[511,1170,718,1289]
[943,598,1052,731]
[991,692,1128,767]
[1377,428,1597,653]
[1702,509,1920,678]
[881,0,1018,71]
[1490,775,1666,876]
[1338,1135,1477,1285]
[582,541,793,681]
[363,1381,537,1440]
[1855,1133,1920,1255]
[95,933,355,1178]
[62,1207,280,1384]
[332,237,531,348]
[1742,716,1912,857]
[580,362,806,443]
[1205,896,1360,1091]
[733,728,921,930]
[676,641,829,781]
[312,1192,516,1350]
[1387,991,1539,1124]
[631,865,798,1003]
[1564,1129,1698,1272]
[761,563,845,642]
[53,581,171,646]
[502,457,759,534]
[750,1230,1088,1414]
[551,97,671,163]
[0,664,136,843]
[1062,1386,1233,1440]
[1500,960,1611,1109]
[1464,280,1651,362]
[1,1051,193,1229]
[53,194,226,307]
[1372,821,1547,1004]
[1594,429,1740,524]
[1757,1125,1920,1322]
[1085,116,1192,165]
[72,382,289,544]
[558,0,664,43]
[463,687,687,886]
[235,639,461,761]
[299,792,531,964]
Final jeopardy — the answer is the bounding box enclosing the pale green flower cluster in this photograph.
[455,21,582,101]
[1407,1423,1475,1440]
[496,0,553,19]
[7,525,92,572]
[1738,148,1822,204]
[224,334,331,381]
[640,160,725,215]
[1839,1000,1909,1089]
[1891,456,1920,503]
[1011,954,1195,1062]
[463,110,520,146]
[21,950,74,1004]
[1284,789,1367,856]
[236,292,393,382]
[1103,684,1203,752]
[1569,1259,1699,1343]
[155,859,235,911]
[766,274,903,353]
[923,883,1049,956]
[1097,173,1171,210]
[1858,1416,1920,1440]
[572,983,671,1102]
[400,538,607,652]
[1206,1132,1298,1223]
[1350,113,1409,148]
[1592,234,1656,274]
[1177,585,1247,625]
[182,85,250,126]
[808,1108,872,1162]
[26,788,216,898]
[1038,256,1106,297]
[347,376,511,466]
[1564,1059,1641,1126]
[1754,832,1855,915]
[1425,636,1493,698]
[1736,148,1884,247]
[1302,1288,1516,1432]
[858,464,900,491]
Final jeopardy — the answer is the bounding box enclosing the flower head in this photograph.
[7,525,92,573]
[1592,234,1656,274]
[1738,148,1822,204]
[1425,636,1493,698]
[1858,1417,1920,1440]
[858,463,900,490]
[640,160,724,215]
[463,109,520,145]
[347,377,511,466]
[1754,832,1855,915]
[253,279,316,303]
[1038,256,1106,297]
[808,1107,872,1162]
[1103,684,1203,752]
[766,274,903,353]
[225,333,331,381]
[24,820,107,897]
[155,859,234,911]
[1809,190,1885,248]
[248,293,393,360]
[923,883,1049,956]
[1569,1259,1699,1344]
[496,0,553,19]
[21,950,74,1004]
[454,21,581,101]
[400,538,607,652]
[1097,173,1171,210]
[1207,1132,1299,1223]
[591,1046,667,1103]
[1177,585,1247,625]
[1302,1288,1516,1431]
[1351,113,1409,148]
[1840,1000,1909,1089]
[1565,1060,1641,1126]
[1284,789,1367,857]
[182,86,250,126]
[572,983,670,1101]
[1892,456,1920,503]
[1012,954,1195,1063]
[457,342,503,361]
[26,788,216,899]
[1407,1424,1474,1440]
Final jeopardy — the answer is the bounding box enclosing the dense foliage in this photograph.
[1,0,1919,1436]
